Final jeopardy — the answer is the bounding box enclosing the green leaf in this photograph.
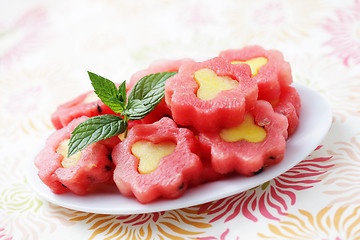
[118,80,127,103]
[67,115,127,157]
[122,71,177,120]
[88,71,125,113]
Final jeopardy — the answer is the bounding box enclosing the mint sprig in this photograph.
[68,115,127,157]
[88,72,126,113]
[123,71,177,120]
[67,71,177,157]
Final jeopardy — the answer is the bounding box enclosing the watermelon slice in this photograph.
[274,86,301,136]
[165,57,258,132]
[51,91,117,129]
[35,116,119,195]
[127,59,193,124]
[219,45,292,102]
[112,117,203,203]
[192,150,226,186]
[128,58,193,90]
[198,100,288,176]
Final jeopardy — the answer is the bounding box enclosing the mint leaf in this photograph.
[118,80,127,103]
[122,71,177,120]
[67,70,177,157]
[88,71,125,113]
[67,115,127,157]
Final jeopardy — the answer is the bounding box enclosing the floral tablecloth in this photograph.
[1,0,360,239]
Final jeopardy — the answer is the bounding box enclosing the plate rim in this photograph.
[25,82,333,215]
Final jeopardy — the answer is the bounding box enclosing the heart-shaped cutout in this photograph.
[194,68,238,101]
[231,57,268,77]
[220,114,267,142]
[131,140,176,174]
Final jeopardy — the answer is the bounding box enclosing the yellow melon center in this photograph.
[56,139,82,168]
[220,114,267,142]
[194,68,238,101]
[231,57,268,77]
[131,140,176,174]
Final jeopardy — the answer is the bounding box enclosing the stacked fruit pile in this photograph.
[35,45,301,203]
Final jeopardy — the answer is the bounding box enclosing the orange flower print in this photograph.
[258,206,360,240]
[48,206,212,240]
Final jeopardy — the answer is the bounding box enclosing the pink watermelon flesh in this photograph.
[35,116,117,195]
[198,100,288,176]
[112,117,203,203]
[128,58,193,89]
[55,142,113,195]
[51,91,117,129]
[127,59,192,124]
[165,56,258,133]
[274,86,301,136]
[219,45,292,102]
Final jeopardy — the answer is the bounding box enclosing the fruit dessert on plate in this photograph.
[34,45,301,203]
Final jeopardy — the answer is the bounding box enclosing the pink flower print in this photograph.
[0,228,12,240]
[322,134,360,205]
[323,0,360,66]
[224,0,326,45]
[0,7,47,69]
[198,146,333,222]
[251,2,287,26]
[197,228,239,240]
[5,86,43,115]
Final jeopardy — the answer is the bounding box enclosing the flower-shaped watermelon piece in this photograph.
[273,86,301,136]
[192,152,226,186]
[35,116,119,195]
[127,58,193,124]
[51,91,117,129]
[198,100,288,176]
[219,45,292,102]
[112,117,203,203]
[127,58,194,89]
[192,132,227,186]
[165,57,258,133]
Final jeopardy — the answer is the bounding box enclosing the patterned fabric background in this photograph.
[1,0,360,239]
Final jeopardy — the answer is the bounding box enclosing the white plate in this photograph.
[26,83,332,215]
